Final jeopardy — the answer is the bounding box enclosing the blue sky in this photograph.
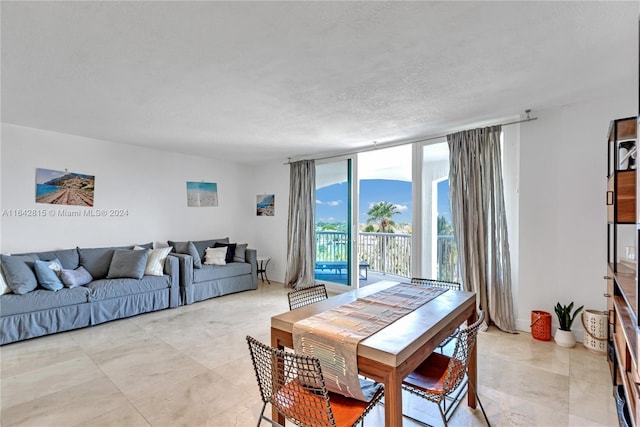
[36,168,65,184]
[316,178,451,224]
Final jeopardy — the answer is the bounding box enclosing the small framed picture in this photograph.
[257,194,274,216]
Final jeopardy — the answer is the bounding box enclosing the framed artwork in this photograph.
[187,181,218,207]
[257,194,275,216]
[35,168,95,206]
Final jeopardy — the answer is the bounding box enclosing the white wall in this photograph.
[518,92,636,338]
[242,162,290,284]
[0,124,253,253]
[3,90,637,316]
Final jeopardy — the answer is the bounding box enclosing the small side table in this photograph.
[257,257,271,284]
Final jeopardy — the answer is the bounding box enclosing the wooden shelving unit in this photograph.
[606,116,638,427]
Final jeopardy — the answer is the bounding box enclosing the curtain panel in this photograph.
[285,160,316,289]
[448,126,517,333]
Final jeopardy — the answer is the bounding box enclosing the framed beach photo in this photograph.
[186,181,218,207]
[35,168,95,206]
[256,194,275,216]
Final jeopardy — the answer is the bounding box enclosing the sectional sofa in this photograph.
[0,238,259,345]
[0,244,180,345]
[168,237,258,305]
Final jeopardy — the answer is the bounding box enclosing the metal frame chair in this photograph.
[401,311,491,427]
[287,284,329,310]
[246,335,384,427]
[411,278,462,353]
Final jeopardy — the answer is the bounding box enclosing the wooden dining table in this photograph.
[270,280,478,427]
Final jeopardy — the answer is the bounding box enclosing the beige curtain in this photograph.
[448,126,517,333]
[284,160,316,289]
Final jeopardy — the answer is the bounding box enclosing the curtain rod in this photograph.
[285,113,538,164]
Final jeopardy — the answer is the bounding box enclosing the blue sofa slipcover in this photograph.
[168,238,257,305]
[0,245,179,345]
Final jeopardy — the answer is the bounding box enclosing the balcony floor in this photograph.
[360,270,408,287]
[314,269,409,287]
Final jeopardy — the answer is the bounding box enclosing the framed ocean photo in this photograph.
[256,194,275,216]
[187,181,218,207]
[35,168,95,206]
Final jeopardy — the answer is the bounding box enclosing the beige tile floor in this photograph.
[0,281,617,427]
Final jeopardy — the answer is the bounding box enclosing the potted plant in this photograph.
[554,302,584,348]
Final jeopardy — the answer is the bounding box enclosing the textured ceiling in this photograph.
[1,1,637,165]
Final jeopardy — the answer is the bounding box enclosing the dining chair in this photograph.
[411,278,462,353]
[401,310,491,427]
[246,335,384,427]
[287,283,328,310]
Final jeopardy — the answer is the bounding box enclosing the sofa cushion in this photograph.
[193,262,251,283]
[135,246,172,276]
[78,247,128,279]
[36,248,80,270]
[1,254,39,295]
[234,243,248,263]
[60,266,93,288]
[87,276,170,301]
[34,259,64,291]
[0,287,91,316]
[204,247,227,266]
[192,238,229,261]
[107,249,149,280]
[213,242,237,263]
[169,241,202,269]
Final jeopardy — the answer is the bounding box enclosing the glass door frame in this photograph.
[315,154,359,293]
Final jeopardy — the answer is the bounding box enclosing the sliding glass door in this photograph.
[420,141,458,281]
[315,158,355,289]
[358,145,413,284]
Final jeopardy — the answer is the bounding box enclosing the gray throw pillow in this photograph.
[171,241,202,269]
[78,247,119,279]
[106,249,149,280]
[1,254,39,295]
[60,266,93,288]
[234,243,248,263]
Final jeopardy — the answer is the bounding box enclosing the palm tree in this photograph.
[366,201,400,233]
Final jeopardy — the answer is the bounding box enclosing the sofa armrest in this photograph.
[245,249,258,288]
[164,255,180,308]
[168,253,193,305]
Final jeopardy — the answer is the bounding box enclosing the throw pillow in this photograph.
[0,254,38,295]
[106,249,149,280]
[60,266,93,288]
[203,247,227,266]
[0,262,12,295]
[134,246,172,276]
[34,259,64,291]
[214,242,237,263]
[233,243,248,263]
[170,241,202,269]
[192,238,229,261]
[78,247,126,279]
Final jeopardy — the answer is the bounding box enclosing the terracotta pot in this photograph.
[554,329,576,348]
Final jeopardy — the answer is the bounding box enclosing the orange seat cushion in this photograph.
[403,352,463,396]
[273,378,382,427]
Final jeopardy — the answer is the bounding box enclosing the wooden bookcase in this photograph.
[606,116,638,427]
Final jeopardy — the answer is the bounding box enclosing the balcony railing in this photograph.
[316,231,457,281]
[358,232,412,277]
